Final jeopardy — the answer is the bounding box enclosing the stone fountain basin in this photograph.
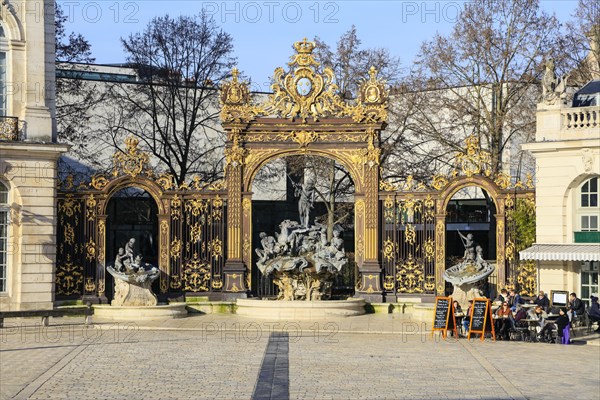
[236,298,366,319]
[93,303,188,321]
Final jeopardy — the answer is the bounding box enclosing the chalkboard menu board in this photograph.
[468,298,495,341]
[470,300,488,331]
[431,297,458,338]
[434,297,450,329]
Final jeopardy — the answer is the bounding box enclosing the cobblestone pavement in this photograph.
[1,315,599,400]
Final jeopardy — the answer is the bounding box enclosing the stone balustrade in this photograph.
[561,106,599,130]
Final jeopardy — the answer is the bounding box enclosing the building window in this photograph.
[0,51,6,116]
[0,24,6,117]
[0,181,8,293]
[581,177,598,208]
[575,177,600,243]
[581,261,599,308]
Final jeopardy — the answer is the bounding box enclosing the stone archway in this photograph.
[219,39,388,301]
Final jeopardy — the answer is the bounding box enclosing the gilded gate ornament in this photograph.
[220,67,263,123]
[182,254,211,292]
[112,136,150,177]
[454,135,492,177]
[396,255,424,294]
[219,38,388,124]
[268,38,346,122]
[58,196,81,218]
[55,256,83,296]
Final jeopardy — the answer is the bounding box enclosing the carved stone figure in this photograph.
[295,178,315,228]
[114,247,125,272]
[255,218,347,301]
[107,237,160,306]
[443,232,495,308]
[541,58,569,105]
[458,230,475,262]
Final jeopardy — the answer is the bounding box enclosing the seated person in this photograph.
[495,301,513,340]
[509,289,524,312]
[513,304,528,325]
[568,292,586,318]
[463,300,473,334]
[527,305,548,334]
[532,291,550,312]
[589,295,600,333]
[555,307,571,344]
[449,300,463,337]
[495,289,509,304]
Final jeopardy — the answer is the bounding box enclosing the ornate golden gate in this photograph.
[379,135,537,299]
[55,39,537,302]
[56,137,227,302]
[219,39,388,300]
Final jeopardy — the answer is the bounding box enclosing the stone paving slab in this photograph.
[0,315,598,400]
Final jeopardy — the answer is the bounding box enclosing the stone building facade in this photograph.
[521,80,600,305]
[0,0,68,310]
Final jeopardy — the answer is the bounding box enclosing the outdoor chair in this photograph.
[509,325,529,341]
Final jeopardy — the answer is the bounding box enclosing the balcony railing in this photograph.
[561,106,599,130]
[574,231,600,243]
[0,116,19,141]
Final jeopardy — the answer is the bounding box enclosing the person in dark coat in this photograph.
[533,291,550,311]
[589,296,600,333]
[569,292,586,317]
[555,307,571,344]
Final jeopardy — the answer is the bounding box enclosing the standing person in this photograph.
[463,300,473,336]
[555,308,571,344]
[450,300,464,337]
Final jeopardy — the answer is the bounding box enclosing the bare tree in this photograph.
[557,0,600,85]
[314,26,402,100]
[306,28,400,236]
[103,12,236,184]
[390,0,561,179]
[55,1,103,173]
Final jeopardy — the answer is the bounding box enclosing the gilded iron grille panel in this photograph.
[381,194,436,295]
[174,195,226,293]
[56,195,86,296]
[505,192,537,296]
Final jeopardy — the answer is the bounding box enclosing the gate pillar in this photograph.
[222,129,249,299]
[355,162,383,302]
[434,214,446,296]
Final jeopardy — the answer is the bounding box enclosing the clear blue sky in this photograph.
[58,0,578,91]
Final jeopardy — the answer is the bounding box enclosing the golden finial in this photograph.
[368,66,378,80]
[231,67,240,81]
[293,38,316,54]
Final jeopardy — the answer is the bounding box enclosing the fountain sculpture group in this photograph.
[106,238,161,306]
[443,230,495,307]
[255,178,348,301]
[256,222,347,301]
